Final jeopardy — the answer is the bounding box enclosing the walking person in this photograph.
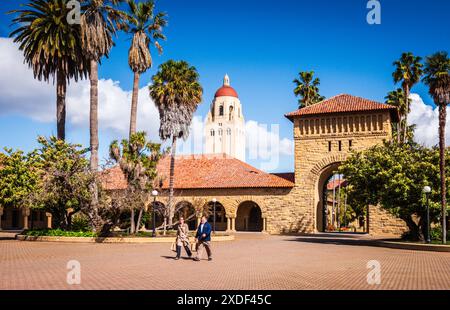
[175,217,192,260]
[194,216,212,261]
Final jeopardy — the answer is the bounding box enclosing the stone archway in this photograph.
[236,201,263,232]
[315,163,341,232]
[307,154,348,233]
[204,201,227,232]
[174,201,197,230]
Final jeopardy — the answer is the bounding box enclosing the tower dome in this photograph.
[214,74,239,98]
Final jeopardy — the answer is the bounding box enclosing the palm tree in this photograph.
[385,88,409,143]
[293,71,325,108]
[9,0,88,141]
[126,0,167,138]
[423,51,450,244]
[149,60,203,227]
[393,52,423,143]
[80,0,127,172]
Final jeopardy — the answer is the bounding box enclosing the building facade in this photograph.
[204,75,246,162]
[102,94,409,237]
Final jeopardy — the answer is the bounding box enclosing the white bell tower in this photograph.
[204,75,246,161]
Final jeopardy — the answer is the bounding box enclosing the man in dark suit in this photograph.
[194,216,212,261]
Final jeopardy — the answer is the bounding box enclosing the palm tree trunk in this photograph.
[439,104,447,244]
[167,136,177,227]
[129,71,140,137]
[89,59,99,172]
[88,59,100,231]
[56,69,67,140]
[403,85,410,144]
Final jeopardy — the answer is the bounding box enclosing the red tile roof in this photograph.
[214,86,239,98]
[285,94,400,122]
[326,179,347,191]
[101,154,294,191]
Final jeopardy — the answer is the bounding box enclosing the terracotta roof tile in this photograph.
[101,154,294,191]
[285,94,399,122]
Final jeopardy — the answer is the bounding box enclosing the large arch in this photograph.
[174,201,197,230]
[309,154,348,233]
[236,201,263,232]
[204,201,227,231]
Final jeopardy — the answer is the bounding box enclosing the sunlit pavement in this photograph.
[0,232,449,290]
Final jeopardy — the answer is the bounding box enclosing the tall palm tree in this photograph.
[126,0,167,138]
[149,60,203,227]
[393,52,423,143]
[293,71,325,108]
[423,51,450,244]
[80,0,127,172]
[9,0,88,141]
[385,88,409,143]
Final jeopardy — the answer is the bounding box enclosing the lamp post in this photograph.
[423,186,432,244]
[212,198,217,234]
[151,190,158,238]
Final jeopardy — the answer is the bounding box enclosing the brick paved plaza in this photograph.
[1,233,449,290]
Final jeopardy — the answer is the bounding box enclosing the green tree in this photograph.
[423,51,450,244]
[149,60,203,227]
[125,0,167,137]
[30,136,93,230]
[339,142,446,241]
[392,52,423,143]
[109,132,162,234]
[293,71,325,108]
[385,89,408,143]
[8,0,88,140]
[0,149,40,213]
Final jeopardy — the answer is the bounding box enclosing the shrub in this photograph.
[24,229,97,237]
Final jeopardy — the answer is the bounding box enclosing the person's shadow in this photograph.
[161,255,193,260]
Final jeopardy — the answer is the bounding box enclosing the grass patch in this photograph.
[24,229,97,237]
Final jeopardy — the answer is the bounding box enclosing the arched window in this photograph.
[210,129,215,136]
[218,129,223,136]
[219,105,224,116]
[227,128,231,136]
[229,106,234,121]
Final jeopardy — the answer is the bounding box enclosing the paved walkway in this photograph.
[1,233,449,289]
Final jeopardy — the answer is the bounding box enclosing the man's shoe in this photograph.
[208,257,212,261]
[193,258,200,261]
[175,257,180,260]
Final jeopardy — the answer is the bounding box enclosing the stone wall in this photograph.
[369,205,408,237]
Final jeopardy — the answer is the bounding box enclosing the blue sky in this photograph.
[0,0,449,172]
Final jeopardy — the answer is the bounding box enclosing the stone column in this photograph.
[46,212,52,229]
[262,218,267,232]
[196,216,202,228]
[230,217,236,232]
[226,216,231,232]
[22,208,30,230]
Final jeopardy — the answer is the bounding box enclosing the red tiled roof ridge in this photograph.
[285,94,399,121]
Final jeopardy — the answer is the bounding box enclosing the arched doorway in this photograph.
[316,163,341,232]
[236,201,263,232]
[174,201,197,230]
[204,201,227,231]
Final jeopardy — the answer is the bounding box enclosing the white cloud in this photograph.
[0,37,160,139]
[408,93,450,147]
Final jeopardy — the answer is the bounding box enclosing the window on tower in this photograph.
[210,129,215,136]
[219,105,224,116]
[229,106,234,121]
[227,128,231,135]
[219,129,223,136]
